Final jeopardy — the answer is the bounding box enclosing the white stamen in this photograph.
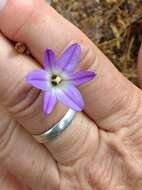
[51,74,63,86]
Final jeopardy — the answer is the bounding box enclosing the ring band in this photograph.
[33,109,77,143]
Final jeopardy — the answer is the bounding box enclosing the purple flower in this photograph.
[26,44,96,114]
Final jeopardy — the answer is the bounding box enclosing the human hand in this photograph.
[0,0,142,189]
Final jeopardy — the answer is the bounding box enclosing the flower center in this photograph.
[51,74,62,86]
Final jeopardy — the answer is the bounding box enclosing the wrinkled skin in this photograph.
[0,0,142,189]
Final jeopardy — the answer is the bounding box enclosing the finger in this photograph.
[137,44,142,88]
[0,33,67,134]
[0,167,29,190]
[0,33,99,162]
[0,106,59,190]
[0,0,141,132]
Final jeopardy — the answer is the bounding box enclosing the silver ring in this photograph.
[33,109,77,143]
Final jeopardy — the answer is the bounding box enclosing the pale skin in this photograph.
[0,0,142,189]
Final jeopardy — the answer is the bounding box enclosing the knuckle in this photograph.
[63,40,97,70]
[3,80,41,118]
[0,57,42,121]
[78,43,97,70]
[78,42,98,70]
[98,86,142,131]
[0,117,17,160]
[117,88,142,128]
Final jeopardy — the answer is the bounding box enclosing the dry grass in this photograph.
[53,0,142,85]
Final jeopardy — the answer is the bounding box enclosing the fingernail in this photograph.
[48,0,52,5]
[0,0,7,10]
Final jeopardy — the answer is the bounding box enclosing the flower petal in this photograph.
[56,85,84,111]
[56,43,81,72]
[44,90,57,114]
[69,71,96,86]
[44,49,56,70]
[26,69,49,91]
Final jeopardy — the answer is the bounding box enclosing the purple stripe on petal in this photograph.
[69,71,96,86]
[44,90,57,114]
[56,44,81,72]
[26,69,49,91]
[44,49,56,70]
[56,85,84,111]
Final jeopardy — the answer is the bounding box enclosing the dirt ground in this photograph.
[53,0,142,85]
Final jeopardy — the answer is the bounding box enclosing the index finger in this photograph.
[0,0,141,131]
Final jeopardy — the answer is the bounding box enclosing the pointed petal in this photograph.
[56,44,81,72]
[44,49,56,70]
[69,71,96,86]
[44,90,57,114]
[56,85,84,111]
[26,69,49,91]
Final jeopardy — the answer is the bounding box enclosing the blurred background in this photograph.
[52,0,142,85]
